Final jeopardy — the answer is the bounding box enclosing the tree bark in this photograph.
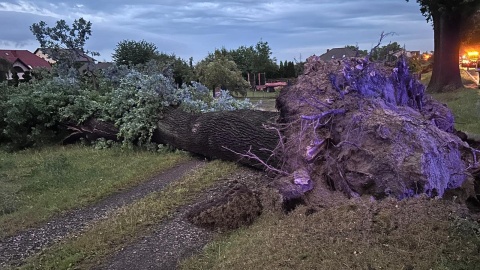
[428,10,464,92]
[64,109,280,168]
[153,108,280,168]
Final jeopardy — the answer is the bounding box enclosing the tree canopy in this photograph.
[196,52,250,96]
[112,40,158,66]
[370,42,402,62]
[462,10,480,48]
[30,18,97,70]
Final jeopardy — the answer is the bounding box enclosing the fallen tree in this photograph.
[59,56,479,208]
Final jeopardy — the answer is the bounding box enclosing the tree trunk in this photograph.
[64,109,280,168]
[428,11,463,92]
[152,109,280,168]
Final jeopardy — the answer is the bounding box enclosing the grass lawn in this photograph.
[181,197,480,270]
[421,70,480,136]
[19,160,238,270]
[430,88,480,136]
[233,90,279,99]
[0,145,190,238]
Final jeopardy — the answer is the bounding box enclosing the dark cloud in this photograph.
[0,0,433,62]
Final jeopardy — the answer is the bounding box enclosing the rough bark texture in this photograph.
[62,118,119,144]
[428,11,464,92]
[153,108,279,168]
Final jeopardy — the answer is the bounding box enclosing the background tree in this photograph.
[0,58,11,83]
[22,71,32,83]
[30,18,97,71]
[112,40,158,66]
[11,71,19,87]
[278,61,285,78]
[229,45,255,77]
[345,45,368,57]
[252,40,278,79]
[370,42,402,62]
[149,52,195,86]
[196,52,250,96]
[462,10,480,48]
[407,0,480,92]
[284,61,296,78]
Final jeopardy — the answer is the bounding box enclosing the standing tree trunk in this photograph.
[428,11,464,92]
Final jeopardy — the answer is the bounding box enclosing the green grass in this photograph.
[420,71,480,136]
[0,145,190,238]
[430,88,480,136]
[181,196,480,270]
[233,90,279,99]
[19,160,238,270]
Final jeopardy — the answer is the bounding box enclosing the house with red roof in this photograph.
[34,48,95,65]
[0,50,51,80]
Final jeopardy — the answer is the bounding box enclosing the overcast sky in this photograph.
[0,0,433,63]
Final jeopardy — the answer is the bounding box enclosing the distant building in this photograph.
[392,50,421,59]
[34,48,95,65]
[0,49,51,79]
[319,47,359,61]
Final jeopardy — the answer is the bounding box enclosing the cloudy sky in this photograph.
[0,0,433,63]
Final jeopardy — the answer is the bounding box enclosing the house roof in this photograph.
[34,48,96,63]
[319,47,359,61]
[0,50,51,69]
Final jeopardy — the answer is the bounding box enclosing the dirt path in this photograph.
[93,167,268,270]
[93,209,214,270]
[0,160,205,269]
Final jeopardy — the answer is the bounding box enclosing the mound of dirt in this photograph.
[187,180,263,230]
[274,56,476,204]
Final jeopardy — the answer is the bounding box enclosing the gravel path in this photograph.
[93,168,268,270]
[94,214,214,270]
[0,160,205,269]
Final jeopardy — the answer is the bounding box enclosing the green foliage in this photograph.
[112,40,158,66]
[0,58,11,82]
[370,42,402,62]
[149,54,195,86]
[103,71,175,146]
[0,57,253,150]
[30,17,97,70]
[462,11,480,47]
[204,40,279,79]
[196,53,250,96]
[1,78,94,150]
[407,0,480,22]
[345,44,368,57]
[30,18,92,51]
[11,71,19,86]
[22,71,32,83]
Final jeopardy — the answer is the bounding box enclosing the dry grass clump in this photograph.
[181,195,480,270]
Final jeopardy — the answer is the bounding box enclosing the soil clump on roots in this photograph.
[273,55,477,209]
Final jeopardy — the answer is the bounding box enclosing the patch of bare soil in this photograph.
[0,160,205,269]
